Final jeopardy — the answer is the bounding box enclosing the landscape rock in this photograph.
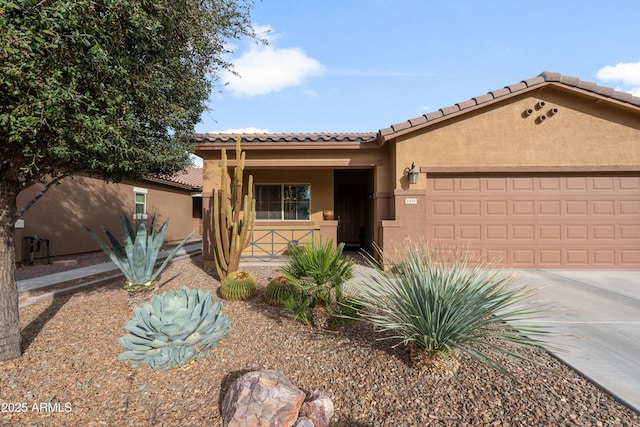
[221,369,306,427]
[299,390,334,427]
[293,417,315,427]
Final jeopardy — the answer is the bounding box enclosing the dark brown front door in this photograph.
[334,170,372,248]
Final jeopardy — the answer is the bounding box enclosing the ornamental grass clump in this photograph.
[354,243,551,377]
[118,287,231,370]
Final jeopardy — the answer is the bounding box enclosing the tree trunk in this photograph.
[0,183,21,361]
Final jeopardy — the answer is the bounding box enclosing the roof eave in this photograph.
[194,141,379,152]
[377,85,544,144]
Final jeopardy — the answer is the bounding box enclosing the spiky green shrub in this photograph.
[87,215,194,291]
[354,243,551,376]
[281,239,355,326]
[220,271,257,300]
[264,276,298,306]
[117,287,231,370]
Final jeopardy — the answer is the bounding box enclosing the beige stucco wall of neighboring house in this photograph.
[16,175,200,263]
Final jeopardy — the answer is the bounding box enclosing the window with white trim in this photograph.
[133,187,148,219]
[255,184,310,220]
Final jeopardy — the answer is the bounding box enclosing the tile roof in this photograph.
[150,168,202,190]
[378,71,640,140]
[193,132,377,144]
[192,72,640,148]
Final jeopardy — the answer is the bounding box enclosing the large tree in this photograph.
[0,0,258,360]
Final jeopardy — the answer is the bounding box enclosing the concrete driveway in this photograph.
[511,269,640,413]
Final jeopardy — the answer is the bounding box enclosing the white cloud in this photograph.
[224,27,324,97]
[596,61,640,85]
[596,61,640,96]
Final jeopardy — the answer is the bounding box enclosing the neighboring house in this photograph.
[14,168,203,263]
[195,71,640,269]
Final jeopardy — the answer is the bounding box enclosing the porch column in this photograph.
[319,220,339,245]
[379,189,427,255]
[201,192,215,268]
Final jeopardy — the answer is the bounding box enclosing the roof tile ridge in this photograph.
[539,71,640,106]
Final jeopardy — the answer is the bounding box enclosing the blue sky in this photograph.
[194,0,640,137]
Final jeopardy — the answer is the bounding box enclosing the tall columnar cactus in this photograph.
[212,138,255,279]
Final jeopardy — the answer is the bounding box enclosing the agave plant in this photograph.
[117,287,231,370]
[354,243,552,377]
[87,215,194,291]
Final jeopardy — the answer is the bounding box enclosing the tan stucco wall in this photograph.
[394,87,640,189]
[16,175,200,262]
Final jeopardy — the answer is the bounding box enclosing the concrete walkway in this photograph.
[17,242,203,293]
[16,253,640,414]
[511,269,640,414]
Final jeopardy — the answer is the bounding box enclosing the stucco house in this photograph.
[194,72,640,269]
[15,168,203,264]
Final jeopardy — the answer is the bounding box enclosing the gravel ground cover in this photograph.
[2,255,639,426]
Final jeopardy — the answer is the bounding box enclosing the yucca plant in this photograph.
[117,287,231,370]
[354,243,552,377]
[87,215,194,291]
[220,271,257,300]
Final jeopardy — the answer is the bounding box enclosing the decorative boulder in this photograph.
[293,417,315,427]
[299,390,334,427]
[221,370,306,427]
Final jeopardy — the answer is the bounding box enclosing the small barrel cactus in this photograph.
[264,276,298,306]
[221,271,257,300]
[117,287,231,370]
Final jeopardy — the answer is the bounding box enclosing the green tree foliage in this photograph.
[0,0,258,360]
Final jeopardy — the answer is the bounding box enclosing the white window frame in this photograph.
[255,183,311,221]
[133,187,148,220]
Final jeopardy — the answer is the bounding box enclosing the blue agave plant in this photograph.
[87,215,194,291]
[118,287,231,370]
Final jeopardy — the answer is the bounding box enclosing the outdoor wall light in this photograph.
[407,162,419,185]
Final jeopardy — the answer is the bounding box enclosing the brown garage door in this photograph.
[426,173,640,268]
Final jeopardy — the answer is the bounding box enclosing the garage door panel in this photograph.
[426,174,640,268]
[539,225,561,240]
[511,200,534,215]
[539,200,561,215]
[539,250,562,265]
[619,225,640,240]
[619,200,640,215]
[593,225,615,240]
[619,177,640,190]
[486,225,508,240]
[566,250,589,266]
[459,200,481,215]
[511,177,534,191]
[592,177,615,190]
[594,250,616,265]
[565,177,589,191]
[593,200,615,215]
[565,200,588,215]
[620,250,640,264]
[485,200,508,215]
